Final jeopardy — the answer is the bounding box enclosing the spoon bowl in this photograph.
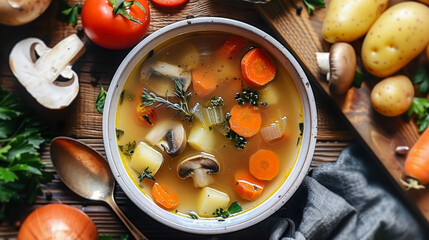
[50,137,148,240]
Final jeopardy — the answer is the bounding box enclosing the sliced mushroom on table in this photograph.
[177,152,220,188]
[145,120,187,156]
[140,61,192,97]
[315,42,356,95]
[9,34,86,109]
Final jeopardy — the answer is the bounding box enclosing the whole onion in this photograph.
[17,203,98,240]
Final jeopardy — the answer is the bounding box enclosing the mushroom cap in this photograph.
[140,61,191,97]
[0,0,52,26]
[145,119,187,156]
[177,152,220,179]
[328,42,357,95]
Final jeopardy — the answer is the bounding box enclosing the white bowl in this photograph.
[103,17,317,235]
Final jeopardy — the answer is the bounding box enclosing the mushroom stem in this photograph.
[316,52,330,74]
[193,168,214,187]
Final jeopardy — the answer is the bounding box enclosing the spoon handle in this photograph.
[106,195,149,240]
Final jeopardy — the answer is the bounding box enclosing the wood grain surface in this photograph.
[0,0,425,238]
[256,0,429,222]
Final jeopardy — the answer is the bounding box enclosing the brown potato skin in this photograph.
[370,75,414,117]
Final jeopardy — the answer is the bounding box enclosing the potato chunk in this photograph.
[188,121,216,152]
[129,141,163,175]
[197,187,230,217]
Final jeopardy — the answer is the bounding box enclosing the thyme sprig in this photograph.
[141,80,194,122]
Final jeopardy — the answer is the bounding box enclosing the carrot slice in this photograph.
[241,48,276,86]
[136,103,157,128]
[151,182,180,210]
[216,36,247,59]
[234,169,264,201]
[191,66,218,97]
[229,104,261,138]
[249,149,279,181]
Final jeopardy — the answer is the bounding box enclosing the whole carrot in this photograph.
[402,127,429,190]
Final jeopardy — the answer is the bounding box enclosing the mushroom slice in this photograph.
[0,0,52,26]
[177,152,220,188]
[9,34,85,109]
[145,120,187,156]
[315,42,356,95]
[140,61,191,97]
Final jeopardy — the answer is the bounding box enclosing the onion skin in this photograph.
[17,203,98,240]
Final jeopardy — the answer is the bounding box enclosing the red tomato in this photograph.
[151,0,188,7]
[81,0,150,50]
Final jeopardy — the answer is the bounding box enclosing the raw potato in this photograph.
[197,187,230,217]
[362,2,429,78]
[259,84,278,105]
[321,0,388,43]
[370,75,414,117]
[188,121,216,152]
[129,141,164,175]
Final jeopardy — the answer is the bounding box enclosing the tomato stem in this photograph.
[109,0,147,25]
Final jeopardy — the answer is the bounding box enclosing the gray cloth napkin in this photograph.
[221,142,428,240]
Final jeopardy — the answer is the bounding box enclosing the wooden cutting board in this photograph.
[256,0,429,221]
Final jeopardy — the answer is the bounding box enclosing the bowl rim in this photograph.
[102,16,317,234]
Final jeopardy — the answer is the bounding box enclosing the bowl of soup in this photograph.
[103,17,317,234]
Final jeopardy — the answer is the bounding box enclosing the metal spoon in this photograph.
[50,136,148,240]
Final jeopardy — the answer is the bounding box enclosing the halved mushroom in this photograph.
[0,0,52,26]
[9,34,85,109]
[177,152,220,188]
[315,42,356,95]
[145,120,187,156]
[140,61,192,97]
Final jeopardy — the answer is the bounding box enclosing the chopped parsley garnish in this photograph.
[119,90,125,104]
[115,129,124,140]
[299,122,304,136]
[119,141,136,156]
[234,88,267,107]
[224,113,247,149]
[138,167,155,182]
[213,201,242,219]
[188,211,199,219]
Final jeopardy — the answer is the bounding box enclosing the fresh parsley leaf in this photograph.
[138,167,155,181]
[0,168,18,183]
[302,0,326,15]
[412,67,429,93]
[0,87,52,222]
[227,201,242,214]
[96,84,107,114]
[57,0,80,27]
[408,97,429,132]
[213,201,242,219]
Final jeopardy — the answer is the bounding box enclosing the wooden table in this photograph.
[0,0,426,239]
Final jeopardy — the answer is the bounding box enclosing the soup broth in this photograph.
[116,32,303,219]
